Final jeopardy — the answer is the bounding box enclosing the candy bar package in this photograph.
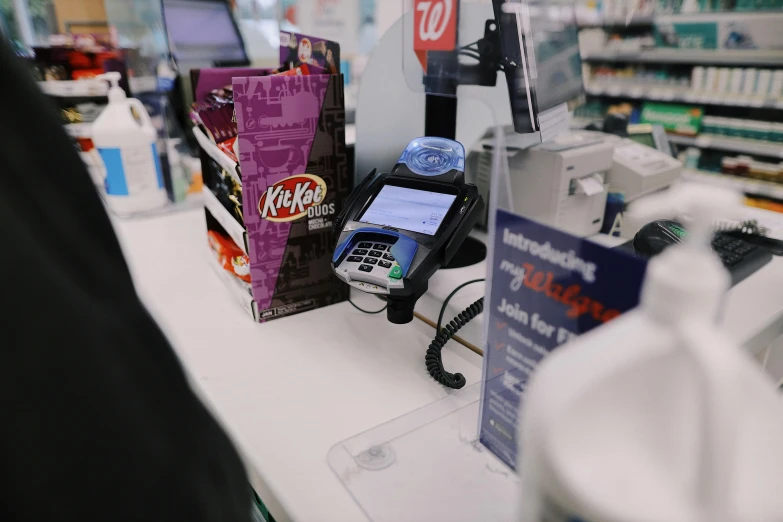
[278,31,340,75]
[193,35,349,322]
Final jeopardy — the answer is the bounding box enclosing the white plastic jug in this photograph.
[518,184,783,522]
[93,72,167,215]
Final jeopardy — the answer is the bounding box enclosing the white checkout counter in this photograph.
[113,203,783,522]
[114,209,482,522]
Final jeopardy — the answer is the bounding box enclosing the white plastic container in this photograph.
[690,66,705,91]
[517,184,783,522]
[742,68,758,96]
[756,70,772,98]
[729,68,744,95]
[704,66,718,91]
[717,68,731,94]
[771,70,783,99]
[93,72,167,215]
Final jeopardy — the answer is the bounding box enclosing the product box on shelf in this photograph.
[654,13,783,51]
[640,102,703,136]
[193,37,350,322]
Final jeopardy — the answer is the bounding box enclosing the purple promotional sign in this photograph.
[479,210,648,469]
[232,73,349,320]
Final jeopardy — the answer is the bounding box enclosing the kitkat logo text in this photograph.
[258,174,327,222]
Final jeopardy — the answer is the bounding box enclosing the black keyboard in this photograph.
[619,232,773,286]
[710,234,773,285]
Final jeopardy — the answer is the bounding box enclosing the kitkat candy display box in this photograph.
[194,60,349,322]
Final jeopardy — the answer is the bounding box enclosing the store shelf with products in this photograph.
[585,81,783,109]
[577,14,655,28]
[37,79,108,98]
[129,76,158,94]
[64,122,94,138]
[581,49,783,66]
[192,126,242,187]
[202,186,248,256]
[39,76,158,98]
[669,134,783,159]
[682,168,783,201]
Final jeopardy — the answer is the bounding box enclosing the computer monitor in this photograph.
[162,0,249,69]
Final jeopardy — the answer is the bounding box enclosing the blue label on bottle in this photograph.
[98,147,128,195]
[151,142,164,189]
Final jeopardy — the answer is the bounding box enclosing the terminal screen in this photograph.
[360,186,457,236]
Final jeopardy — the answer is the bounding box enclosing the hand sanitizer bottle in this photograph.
[517,183,783,522]
[92,72,168,216]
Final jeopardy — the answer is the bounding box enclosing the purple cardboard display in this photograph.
[233,73,349,319]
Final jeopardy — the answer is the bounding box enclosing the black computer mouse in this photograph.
[632,220,687,257]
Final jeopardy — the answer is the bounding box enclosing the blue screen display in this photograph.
[360,185,457,236]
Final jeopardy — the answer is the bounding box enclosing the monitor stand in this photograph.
[422,20,505,269]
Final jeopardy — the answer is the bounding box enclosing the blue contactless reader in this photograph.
[332,137,484,324]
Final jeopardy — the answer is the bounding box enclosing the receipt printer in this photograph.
[331,137,483,324]
[606,138,682,202]
[509,130,615,237]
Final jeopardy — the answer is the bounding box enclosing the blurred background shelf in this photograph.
[129,76,158,94]
[683,168,783,201]
[38,79,108,97]
[64,122,93,138]
[582,49,783,66]
[577,15,655,28]
[668,134,783,158]
[585,82,783,109]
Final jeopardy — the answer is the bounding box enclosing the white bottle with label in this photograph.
[93,72,167,215]
[517,183,783,522]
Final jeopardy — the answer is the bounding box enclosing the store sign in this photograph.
[413,0,457,72]
[479,210,647,470]
[414,0,457,50]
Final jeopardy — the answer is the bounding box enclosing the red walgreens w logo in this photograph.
[413,0,457,52]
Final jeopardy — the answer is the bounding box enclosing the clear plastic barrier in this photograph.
[401,0,584,135]
[327,383,519,522]
[402,0,499,97]
[354,1,515,184]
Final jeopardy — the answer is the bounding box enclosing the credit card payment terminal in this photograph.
[332,137,484,324]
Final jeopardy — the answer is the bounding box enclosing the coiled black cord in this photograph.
[426,279,485,389]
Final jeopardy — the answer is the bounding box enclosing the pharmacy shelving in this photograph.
[683,168,783,201]
[577,14,655,28]
[668,134,783,159]
[585,81,783,109]
[581,49,783,67]
[64,122,93,138]
[37,79,108,97]
[129,76,158,94]
[40,76,158,98]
